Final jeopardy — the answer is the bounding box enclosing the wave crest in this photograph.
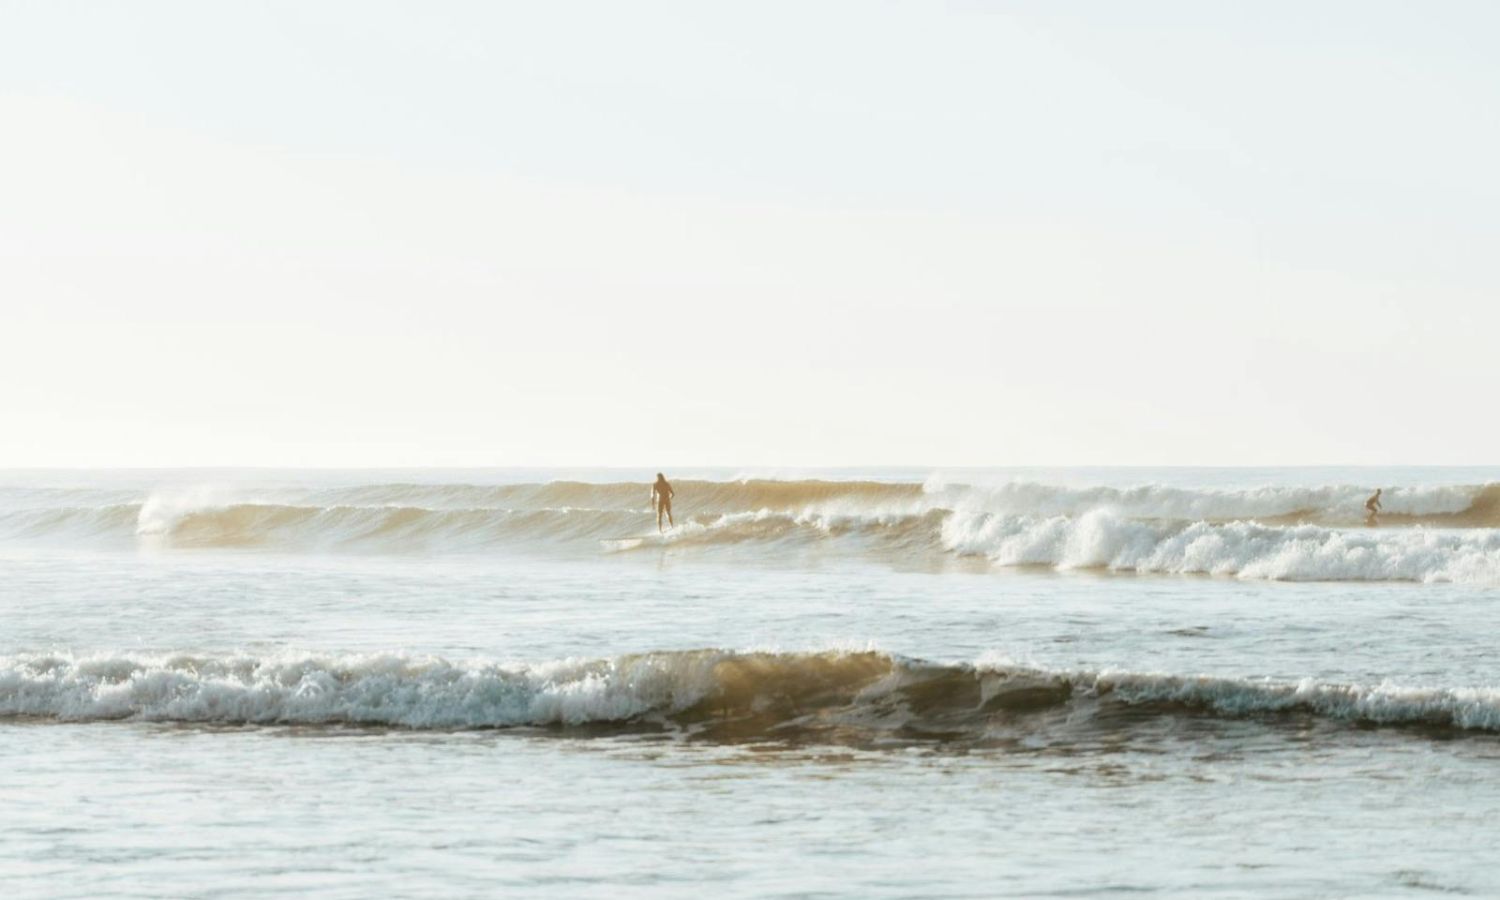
[6,650,1500,740]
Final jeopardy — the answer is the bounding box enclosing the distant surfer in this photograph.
[1365,488,1382,526]
[652,473,675,533]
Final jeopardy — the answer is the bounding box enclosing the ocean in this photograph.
[4,466,1500,898]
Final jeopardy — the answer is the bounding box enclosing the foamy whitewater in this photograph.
[5,467,1500,897]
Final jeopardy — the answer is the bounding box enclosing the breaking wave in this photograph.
[942,509,1500,583]
[2,479,1500,583]
[5,649,1500,741]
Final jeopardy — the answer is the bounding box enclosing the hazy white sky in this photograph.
[3,1,1497,467]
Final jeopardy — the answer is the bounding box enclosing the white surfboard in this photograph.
[600,534,665,550]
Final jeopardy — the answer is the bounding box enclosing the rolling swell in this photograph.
[304,479,927,515]
[4,649,1499,742]
[1,479,1500,582]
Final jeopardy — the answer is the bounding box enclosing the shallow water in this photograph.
[4,467,1500,897]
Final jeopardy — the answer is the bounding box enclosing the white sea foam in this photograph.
[1092,669,1500,731]
[941,509,1500,582]
[0,652,725,728]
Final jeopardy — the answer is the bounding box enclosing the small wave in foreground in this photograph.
[5,650,1499,743]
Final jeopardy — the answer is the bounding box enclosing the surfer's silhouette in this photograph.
[1365,488,1382,526]
[652,473,675,533]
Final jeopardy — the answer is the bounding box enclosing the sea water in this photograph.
[4,467,1500,897]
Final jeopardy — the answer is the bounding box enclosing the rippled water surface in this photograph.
[4,468,1500,897]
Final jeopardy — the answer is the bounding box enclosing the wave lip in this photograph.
[5,650,1500,740]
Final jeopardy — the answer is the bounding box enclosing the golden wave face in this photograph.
[313,479,926,513]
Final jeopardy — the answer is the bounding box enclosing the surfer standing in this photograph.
[652,473,675,533]
[1365,488,1382,526]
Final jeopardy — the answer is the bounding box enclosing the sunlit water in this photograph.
[4,467,1500,897]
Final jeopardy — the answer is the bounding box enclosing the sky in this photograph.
[2,1,1498,467]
